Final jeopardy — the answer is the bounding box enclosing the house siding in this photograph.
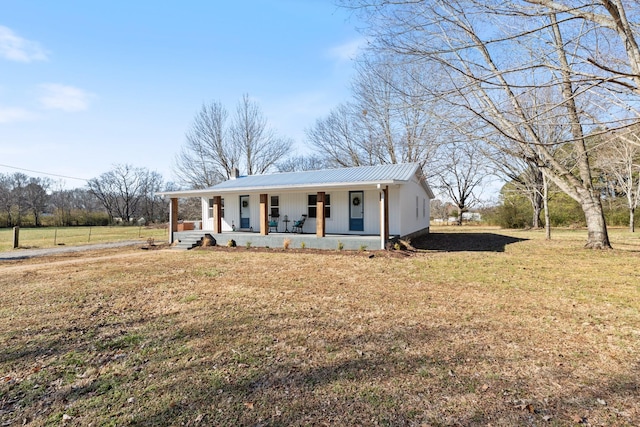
[398,177,430,237]
[196,173,430,238]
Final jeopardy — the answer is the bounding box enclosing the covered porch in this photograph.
[166,185,392,250]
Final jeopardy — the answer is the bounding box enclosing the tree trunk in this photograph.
[579,190,611,249]
[543,173,551,240]
[532,190,542,229]
[630,207,635,233]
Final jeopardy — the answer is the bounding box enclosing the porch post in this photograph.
[213,196,222,234]
[380,186,389,250]
[316,191,326,237]
[260,194,269,235]
[169,197,178,244]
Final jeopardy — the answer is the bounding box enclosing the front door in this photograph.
[240,195,250,229]
[349,191,364,231]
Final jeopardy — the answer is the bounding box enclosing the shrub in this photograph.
[227,239,237,247]
[283,238,291,250]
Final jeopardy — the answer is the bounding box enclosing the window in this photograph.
[307,194,331,218]
[208,198,224,219]
[423,198,426,218]
[270,195,279,217]
[416,196,419,218]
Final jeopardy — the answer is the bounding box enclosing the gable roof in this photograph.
[159,163,434,198]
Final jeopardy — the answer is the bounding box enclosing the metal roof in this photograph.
[158,163,434,198]
[211,163,421,191]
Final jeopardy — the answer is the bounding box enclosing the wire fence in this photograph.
[1,226,168,251]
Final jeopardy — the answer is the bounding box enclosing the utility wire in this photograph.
[0,163,89,182]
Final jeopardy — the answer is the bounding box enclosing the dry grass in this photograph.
[1,227,639,426]
[0,226,168,252]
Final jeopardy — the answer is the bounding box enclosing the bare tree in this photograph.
[174,101,238,189]
[343,0,640,248]
[276,155,328,172]
[438,142,487,225]
[0,174,13,227]
[594,127,640,232]
[175,95,292,188]
[307,102,373,167]
[139,170,167,223]
[353,57,443,168]
[10,173,29,227]
[88,164,162,223]
[307,57,443,171]
[493,154,545,229]
[231,94,292,175]
[23,177,51,227]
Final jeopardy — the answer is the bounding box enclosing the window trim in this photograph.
[307,193,331,218]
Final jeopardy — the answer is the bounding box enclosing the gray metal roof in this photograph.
[158,163,434,198]
[210,163,421,191]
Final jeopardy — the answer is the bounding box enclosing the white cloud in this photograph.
[0,25,48,62]
[327,37,368,62]
[0,106,37,123]
[39,84,94,112]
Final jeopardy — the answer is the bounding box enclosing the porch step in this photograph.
[172,236,203,250]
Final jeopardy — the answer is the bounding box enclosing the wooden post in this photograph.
[12,226,19,249]
[380,186,389,249]
[169,198,178,244]
[213,196,222,234]
[260,194,268,235]
[316,191,326,237]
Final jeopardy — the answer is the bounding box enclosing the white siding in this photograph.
[397,177,430,236]
[196,181,430,237]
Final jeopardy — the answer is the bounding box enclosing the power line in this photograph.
[0,163,89,182]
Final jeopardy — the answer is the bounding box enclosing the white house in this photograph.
[159,163,434,250]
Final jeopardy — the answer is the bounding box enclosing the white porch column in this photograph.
[379,185,389,250]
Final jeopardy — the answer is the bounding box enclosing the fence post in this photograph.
[13,226,19,249]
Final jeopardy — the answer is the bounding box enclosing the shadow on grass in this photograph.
[412,232,528,252]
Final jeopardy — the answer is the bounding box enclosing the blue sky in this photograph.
[0,1,364,188]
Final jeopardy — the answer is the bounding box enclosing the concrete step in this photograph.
[172,236,202,250]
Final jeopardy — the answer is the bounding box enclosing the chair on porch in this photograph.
[268,214,279,232]
[291,214,307,234]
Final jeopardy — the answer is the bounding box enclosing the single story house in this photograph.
[159,163,434,250]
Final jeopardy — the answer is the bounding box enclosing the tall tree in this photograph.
[307,58,443,171]
[174,95,292,188]
[88,164,162,223]
[174,101,237,188]
[231,94,292,176]
[344,0,640,248]
[0,174,13,227]
[438,143,487,225]
[23,177,51,227]
[594,126,640,232]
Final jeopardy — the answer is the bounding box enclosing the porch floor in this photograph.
[174,231,392,251]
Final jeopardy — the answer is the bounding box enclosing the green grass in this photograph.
[0,225,168,251]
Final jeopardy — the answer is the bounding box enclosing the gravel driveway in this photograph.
[0,240,143,261]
